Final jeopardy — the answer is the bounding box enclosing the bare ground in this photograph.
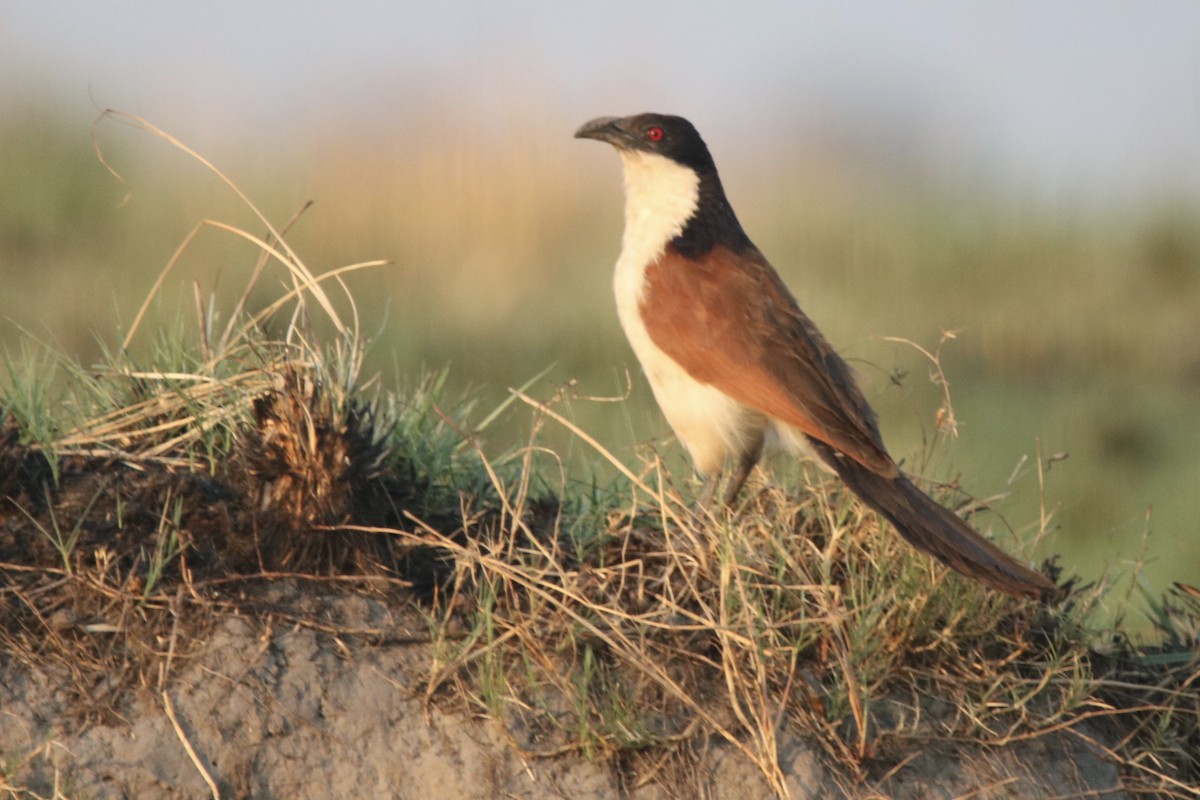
[2,581,1127,800]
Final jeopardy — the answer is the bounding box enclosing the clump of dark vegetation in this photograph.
[1,113,1197,798]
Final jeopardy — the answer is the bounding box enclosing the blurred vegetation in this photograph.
[1,102,1198,631]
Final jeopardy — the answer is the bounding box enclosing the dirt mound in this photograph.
[2,584,1126,799]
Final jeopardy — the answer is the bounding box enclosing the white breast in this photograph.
[611,151,759,477]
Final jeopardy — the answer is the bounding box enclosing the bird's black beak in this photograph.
[574,116,633,148]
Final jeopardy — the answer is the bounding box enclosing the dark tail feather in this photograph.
[808,440,1055,599]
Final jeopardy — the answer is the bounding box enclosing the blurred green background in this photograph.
[2,3,1198,632]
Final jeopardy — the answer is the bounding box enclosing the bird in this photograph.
[575,112,1055,599]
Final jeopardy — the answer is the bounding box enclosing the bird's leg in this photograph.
[698,434,764,511]
[722,446,762,507]
[697,473,720,510]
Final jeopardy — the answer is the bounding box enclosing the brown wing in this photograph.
[640,244,898,478]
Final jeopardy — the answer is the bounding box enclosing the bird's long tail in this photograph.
[808,439,1055,598]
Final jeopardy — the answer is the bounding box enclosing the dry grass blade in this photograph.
[509,387,701,547]
[214,199,312,356]
[95,110,337,330]
[52,367,273,458]
[881,331,960,438]
[120,222,205,354]
[227,258,387,361]
[163,690,221,800]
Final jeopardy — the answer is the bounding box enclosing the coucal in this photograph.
[576,112,1054,599]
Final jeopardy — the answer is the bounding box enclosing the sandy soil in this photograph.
[2,584,1127,800]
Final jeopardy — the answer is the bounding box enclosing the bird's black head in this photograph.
[574,113,717,174]
[576,112,752,256]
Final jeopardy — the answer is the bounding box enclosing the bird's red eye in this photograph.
[647,127,664,142]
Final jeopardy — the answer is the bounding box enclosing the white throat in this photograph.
[616,150,701,280]
[611,149,701,379]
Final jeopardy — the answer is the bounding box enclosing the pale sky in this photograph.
[3,1,1199,200]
